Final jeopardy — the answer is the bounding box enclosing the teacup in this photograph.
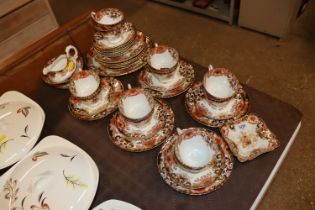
[118,85,155,123]
[146,44,179,81]
[202,65,240,103]
[69,70,101,99]
[174,128,214,172]
[91,8,124,32]
[42,45,82,85]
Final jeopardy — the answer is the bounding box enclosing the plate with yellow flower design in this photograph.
[0,135,99,210]
[0,91,45,170]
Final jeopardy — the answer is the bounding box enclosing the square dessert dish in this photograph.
[220,114,280,162]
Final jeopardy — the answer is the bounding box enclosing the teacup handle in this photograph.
[153,42,159,48]
[91,11,96,20]
[65,45,78,60]
[176,128,183,134]
[208,64,214,71]
[127,83,132,89]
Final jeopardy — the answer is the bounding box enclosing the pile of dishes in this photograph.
[158,127,233,195]
[68,70,123,120]
[185,66,249,127]
[108,85,175,152]
[138,44,195,98]
[42,45,83,89]
[87,8,152,77]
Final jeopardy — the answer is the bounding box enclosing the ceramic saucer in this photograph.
[69,77,123,120]
[185,82,249,127]
[108,100,174,152]
[157,128,233,195]
[139,60,195,98]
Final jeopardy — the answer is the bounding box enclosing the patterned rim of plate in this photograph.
[68,77,123,121]
[157,128,234,195]
[98,54,148,77]
[108,100,174,152]
[185,82,249,127]
[138,60,195,98]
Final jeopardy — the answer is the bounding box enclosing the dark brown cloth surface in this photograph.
[0,13,302,210]
[0,62,302,210]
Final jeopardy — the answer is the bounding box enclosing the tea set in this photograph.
[68,70,123,120]
[87,8,151,77]
[138,44,195,98]
[108,85,175,152]
[38,7,280,198]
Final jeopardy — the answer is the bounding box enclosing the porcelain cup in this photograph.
[91,8,124,32]
[174,128,213,172]
[69,70,101,99]
[146,44,179,81]
[202,65,239,103]
[118,85,155,123]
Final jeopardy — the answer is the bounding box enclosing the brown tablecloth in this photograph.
[0,62,302,210]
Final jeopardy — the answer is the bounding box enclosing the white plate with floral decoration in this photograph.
[0,91,45,170]
[157,128,233,195]
[139,60,195,98]
[93,199,142,210]
[185,82,249,127]
[108,100,174,152]
[0,135,99,210]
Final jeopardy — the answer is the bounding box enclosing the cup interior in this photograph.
[70,71,100,98]
[148,45,178,71]
[176,131,213,169]
[120,89,153,120]
[94,8,124,26]
[204,75,235,99]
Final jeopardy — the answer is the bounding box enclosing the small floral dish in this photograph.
[93,199,142,210]
[93,22,135,51]
[0,135,99,210]
[91,8,124,32]
[42,45,83,89]
[69,77,124,121]
[0,91,45,170]
[157,127,233,195]
[185,82,249,127]
[139,60,195,98]
[220,114,280,162]
[69,70,101,100]
[108,100,174,152]
[203,67,241,102]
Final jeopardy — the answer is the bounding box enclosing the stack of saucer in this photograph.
[108,86,175,152]
[42,45,83,89]
[138,44,194,98]
[87,8,152,77]
[68,70,123,120]
[185,66,249,127]
[158,127,233,195]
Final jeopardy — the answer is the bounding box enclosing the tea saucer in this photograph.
[185,82,249,127]
[108,100,174,152]
[157,128,233,195]
[69,77,123,120]
[138,60,195,98]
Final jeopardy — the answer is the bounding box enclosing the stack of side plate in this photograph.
[87,22,152,77]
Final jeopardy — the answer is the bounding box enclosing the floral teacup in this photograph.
[91,8,124,32]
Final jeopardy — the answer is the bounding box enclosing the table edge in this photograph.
[250,121,302,210]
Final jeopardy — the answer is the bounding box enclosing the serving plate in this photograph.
[93,199,142,210]
[0,135,99,210]
[0,91,45,170]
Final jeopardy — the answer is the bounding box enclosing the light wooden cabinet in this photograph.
[0,0,59,63]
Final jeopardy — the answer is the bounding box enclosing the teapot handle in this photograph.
[65,45,78,60]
